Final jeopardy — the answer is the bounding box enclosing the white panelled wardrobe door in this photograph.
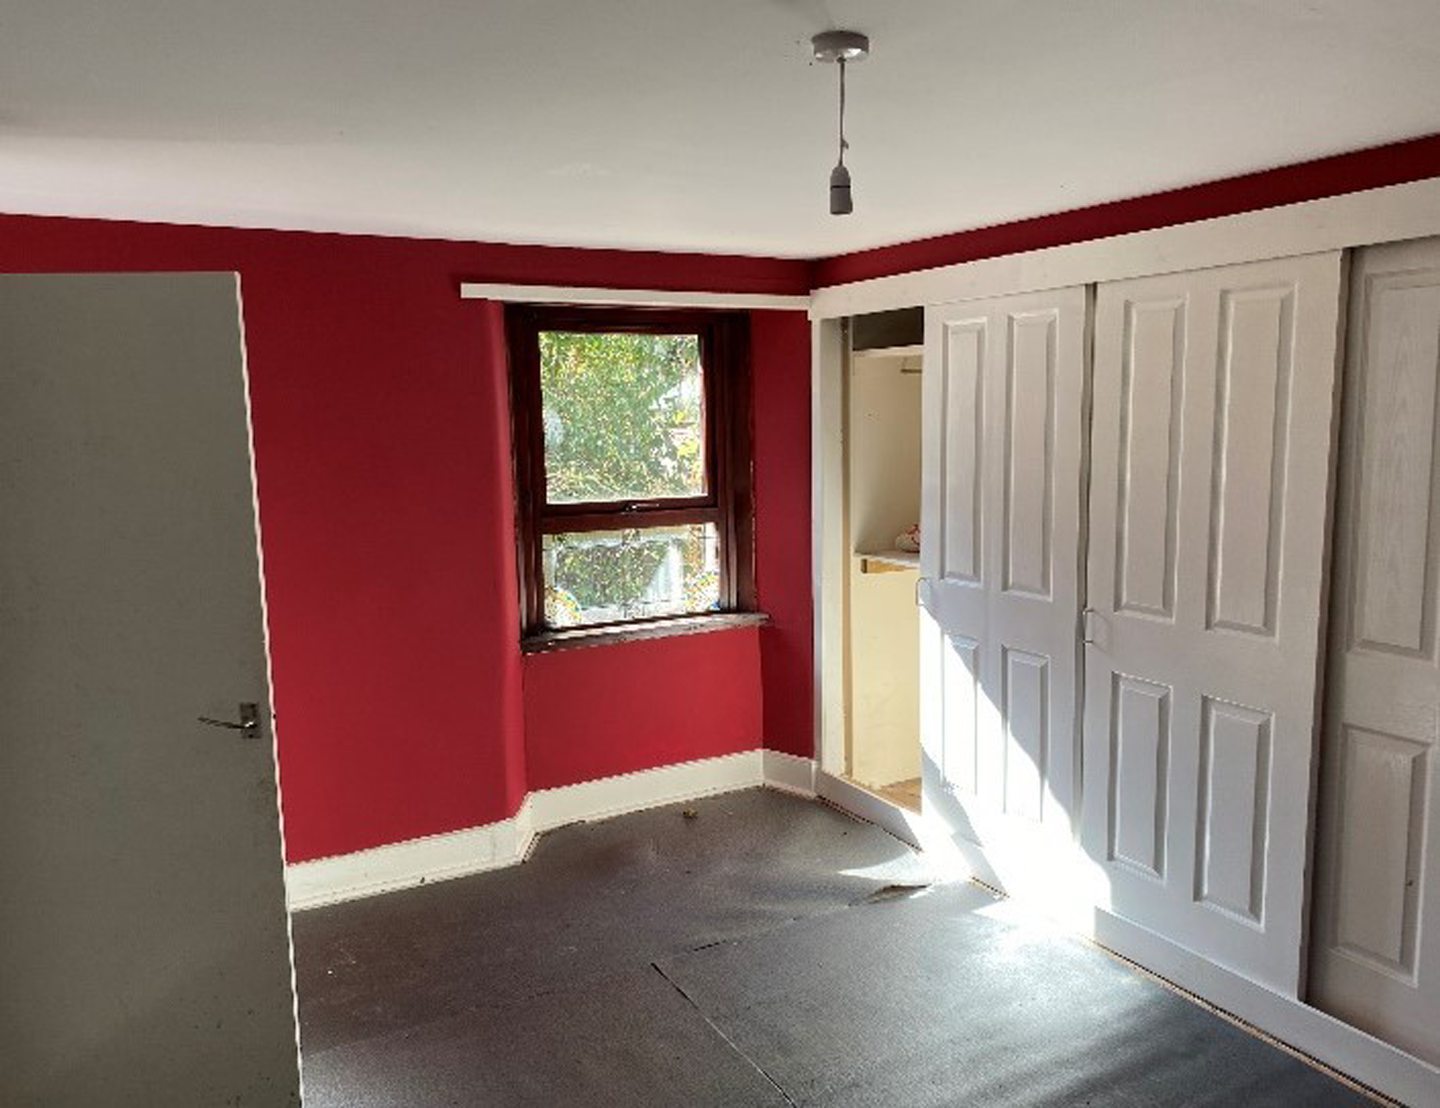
[1081,252,1345,996]
[919,286,1088,910]
[1310,237,1440,1065]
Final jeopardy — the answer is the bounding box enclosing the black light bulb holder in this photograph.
[811,30,868,217]
[829,163,853,216]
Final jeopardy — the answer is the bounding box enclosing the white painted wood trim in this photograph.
[528,749,763,831]
[812,317,849,778]
[809,176,1440,320]
[285,797,536,911]
[762,750,818,796]
[814,770,924,851]
[460,282,809,311]
[286,751,829,911]
[1089,909,1440,1107]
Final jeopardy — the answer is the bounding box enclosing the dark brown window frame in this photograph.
[506,305,755,645]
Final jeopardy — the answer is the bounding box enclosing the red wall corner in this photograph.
[233,244,535,862]
[751,311,815,758]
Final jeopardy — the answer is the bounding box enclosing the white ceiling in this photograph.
[1,1,1437,258]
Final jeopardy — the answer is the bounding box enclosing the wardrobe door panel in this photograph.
[920,286,1087,908]
[1311,237,1440,1065]
[1082,252,1344,996]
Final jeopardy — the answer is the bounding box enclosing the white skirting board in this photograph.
[283,799,537,912]
[1088,910,1440,1107]
[762,749,818,796]
[814,770,926,851]
[285,748,818,911]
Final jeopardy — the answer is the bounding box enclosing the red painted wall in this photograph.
[813,132,1440,287]
[523,630,763,790]
[0,213,813,862]
[750,311,814,757]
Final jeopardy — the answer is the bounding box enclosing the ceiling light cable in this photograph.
[811,30,869,217]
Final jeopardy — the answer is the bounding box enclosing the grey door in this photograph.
[0,274,301,1106]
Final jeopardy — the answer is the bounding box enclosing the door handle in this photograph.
[1082,608,1108,649]
[198,702,261,740]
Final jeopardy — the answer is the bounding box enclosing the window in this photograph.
[507,306,754,641]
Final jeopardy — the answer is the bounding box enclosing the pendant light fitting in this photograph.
[812,30,869,217]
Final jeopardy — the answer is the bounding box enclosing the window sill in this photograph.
[522,611,770,655]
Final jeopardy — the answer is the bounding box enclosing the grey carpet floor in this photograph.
[293,788,1375,1107]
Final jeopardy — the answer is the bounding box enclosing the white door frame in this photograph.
[808,315,931,845]
[807,174,1440,1107]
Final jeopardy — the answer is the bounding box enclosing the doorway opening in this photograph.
[842,308,924,813]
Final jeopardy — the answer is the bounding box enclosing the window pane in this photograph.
[539,331,706,504]
[543,525,720,627]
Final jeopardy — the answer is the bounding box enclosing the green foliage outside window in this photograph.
[539,331,705,504]
[538,332,718,625]
[543,526,718,627]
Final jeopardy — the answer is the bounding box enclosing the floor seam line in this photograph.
[649,961,799,1108]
